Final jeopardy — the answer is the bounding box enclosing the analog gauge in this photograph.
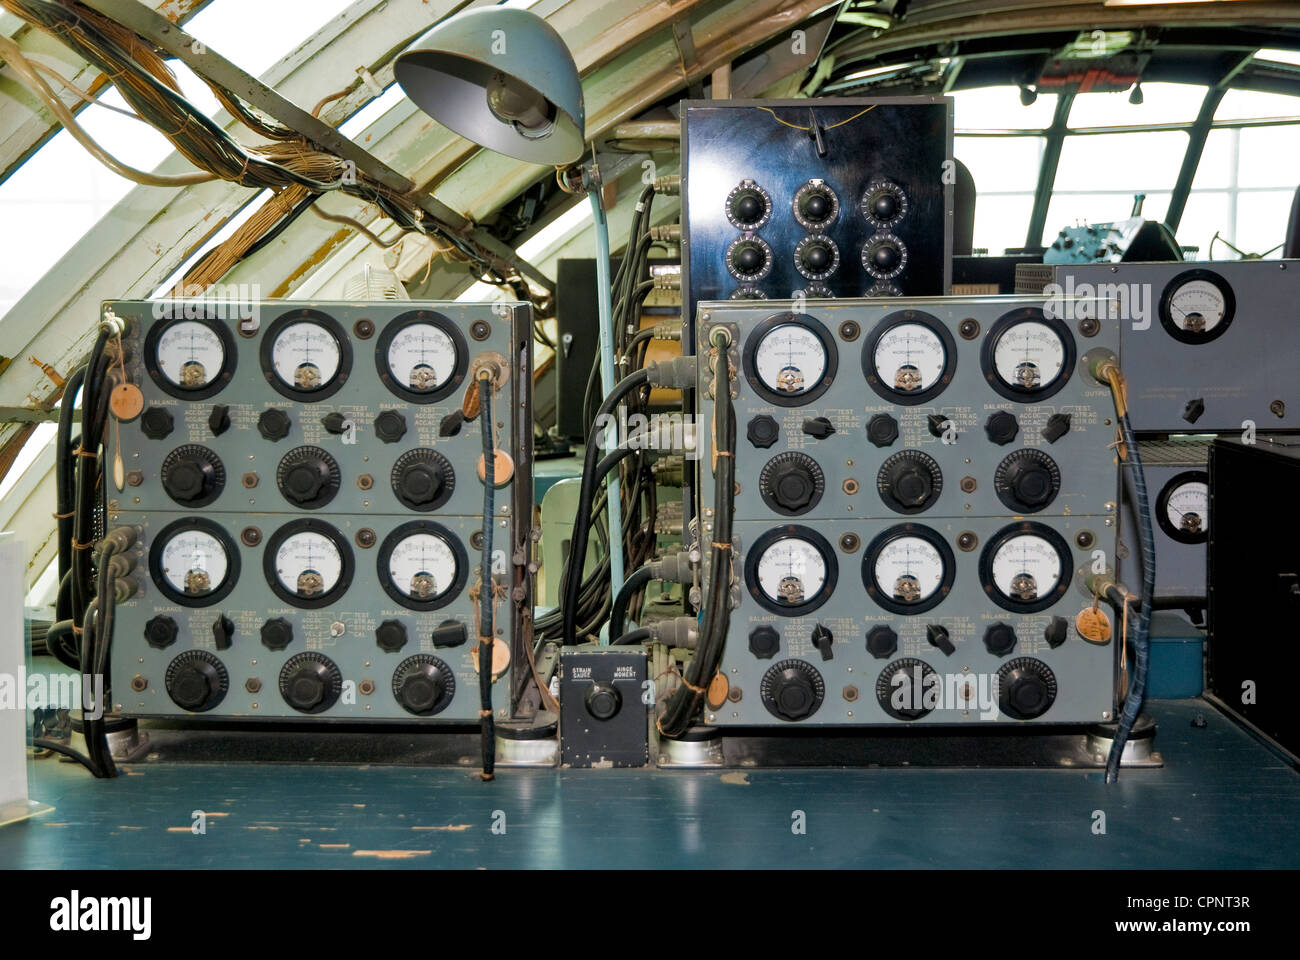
[260,310,352,402]
[375,311,468,403]
[149,518,239,606]
[982,308,1075,402]
[263,519,354,609]
[742,313,838,406]
[863,311,957,405]
[745,525,837,616]
[863,524,954,615]
[144,314,236,400]
[980,522,1072,613]
[1159,269,1235,344]
[377,521,468,611]
[1157,470,1209,544]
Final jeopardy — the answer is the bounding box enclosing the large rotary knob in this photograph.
[760,659,825,722]
[726,235,772,281]
[392,655,456,716]
[994,449,1060,513]
[794,234,839,280]
[793,179,838,229]
[875,658,935,721]
[726,179,771,228]
[276,446,340,509]
[862,234,907,279]
[760,452,824,515]
[161,444,225,506]
[391,449,454,511]
[279,652,342,714]
[997,657,1058,720]
[165,650,228,713]
[877,450,942,514]
[860,179,907,228]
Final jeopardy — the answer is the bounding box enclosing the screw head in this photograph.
[956,531,978,552]
[958,318,980,340]
[353,318,375,339]
[240,526,262,547]
[839,532,861,553]
[355,528,376,549]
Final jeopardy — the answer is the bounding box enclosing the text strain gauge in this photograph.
[378,521,468,611]
[863,524,954,615]
[149,518,240,606]
[1157,470,1210,543]
[982,308,1076,402]
[144,313,236,400]
[745,526,837,616]
[376,311,468,403]
[980,522,1072,613]
[863,311,956,404]
[742,312,838,405]
[264,519,354,608]
[260,309,352,401]
[1160,269,1236,344]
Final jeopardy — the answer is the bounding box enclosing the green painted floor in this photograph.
[7,701,1299,869]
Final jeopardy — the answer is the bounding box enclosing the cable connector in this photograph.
[651,265,681,290]
[647,550,696,585]
[653,175,681,196]
[645,355,696,390]
[644,616,698,649]
[100,526,139,556]
[649,223,681,244]
[651,322,683,341]
[106,553,137,579]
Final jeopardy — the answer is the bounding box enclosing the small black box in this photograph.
[559,647,649,768]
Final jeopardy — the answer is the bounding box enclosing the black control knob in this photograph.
[984,410,1020,445]
[161,444,225,507]
[872,192,899,222]
[257,408,292,441]
[1045,616,1069,649]
[585,681,623,721]
[392,655,455,716]
[926,623,955,656]
[795,235,838,279]
[802,417,835,439]
[165,651,228,713]
[374,410,408,443]
[375,619,408,653]
[747,415,780,449]
[728,238,769,278]
[432,620,468,648]
[760,659,824,722]
[927,414,955,440]
[279,652,342,714]
[877,450,942,514]
[994,449,1060,513]
[803,193,829,221]
[212,614,235,651]
[140,406,174,440]
[320,411,348,435]
[1183,398,1205,424]
[391,449,454,510]
[1041,413,1071,443]
[867,624,899,659]
[983,622,1018,657]
[871,242,900,272]
[260,617,293,651]
[861,180,906,226]
[759,452,823,515]
[277,446,340,509]
[863,234,907,278]
[727,182,769,227]
[145,615,179,650]
[875,658,935,720]
[749,625,780,659]
[867,413,899,448]
[998,658,1058,720]
[811,624,834,661]
[208,404,231,436]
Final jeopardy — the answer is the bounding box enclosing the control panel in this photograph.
[105,299,533,723]
[693,297,1120,726]
[680,97,953,319]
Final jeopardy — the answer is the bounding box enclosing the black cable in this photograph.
[560,369,651,643]
[1107,410,1155,784]
[477,377,496,781]
[611,564,656,638]
[29,738,100,775]
[55,364,86,590]
[612,627,653,646]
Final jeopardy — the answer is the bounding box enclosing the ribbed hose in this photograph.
[1107,408,1155,783]
[477,376,496,782]
[610,564,656,638]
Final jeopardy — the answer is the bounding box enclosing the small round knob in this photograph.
[867,624,899,659]
[374,410,408,443]
[871,243,901,272]
[375,619,408,653]
[867,413,900,448]
[732,242,766,275]
[585,682,622,721]
[804,242,831,271]
[872,192,899,222]
[749,625,780,659]
[984,410,1020,445]
[998,658,1058,720]
[257,408,292,441]
[983,622,1018,657]
[145,615,178,650]
[140,407,175,440]
[746,415,780,449]
[803,193,829,221]
[734,193,762,224]
[260,617,294,651]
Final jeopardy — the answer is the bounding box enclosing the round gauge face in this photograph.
[385,532,459,603]
[1158,471,1209,543]
[990,535,1063,605]
[274,530,344,600]
[159,529,230,599]
[873,323,948,396]
[873,536,946,607]
[992,321,1067,394]
[753,323,827,398]
[270,322,342,394]
[755,536,828,609]
[1160,271,1235,344]
[385,323,458,395]
[154,321,226,390]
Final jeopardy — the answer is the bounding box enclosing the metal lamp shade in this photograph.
[394,7,585,166]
